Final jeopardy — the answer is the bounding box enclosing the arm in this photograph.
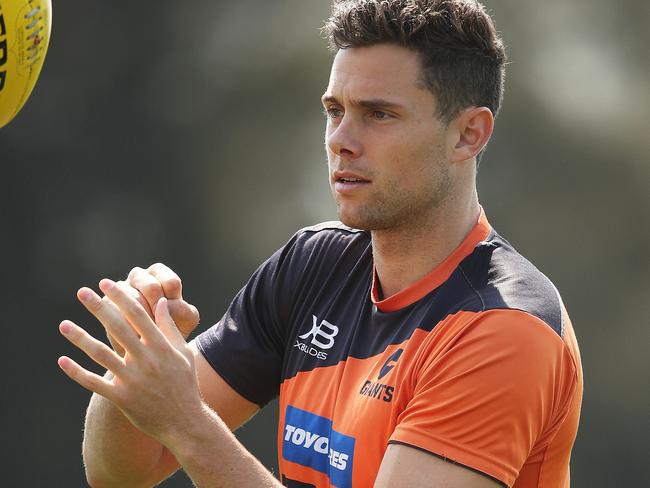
[78,287,176,488]
[62,279,281,487]
[374,444,503,488]
[82,342,259,487]
[375,310,577,488]
[150,351,283,488]
[79,264,260,487]
[83,376,178,488]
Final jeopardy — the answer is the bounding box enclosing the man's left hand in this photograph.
[58,278,204,444]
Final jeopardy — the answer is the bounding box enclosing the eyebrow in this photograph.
[321,95,404,111]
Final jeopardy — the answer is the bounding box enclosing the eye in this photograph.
[324,107,344,120]
[371,110,392,120]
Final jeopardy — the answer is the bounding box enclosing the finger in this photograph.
[105,331,126,358]
[126,267,161,318]
[148,263,183,300]
[59,320,125,373]
[155,298,186,347]
[102,287,145,357]
[167,299,200,336]
[77,287,143,355]
[57,355,115,399]
[100,279,166,347]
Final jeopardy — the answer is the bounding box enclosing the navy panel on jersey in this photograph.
[196,220,565,400]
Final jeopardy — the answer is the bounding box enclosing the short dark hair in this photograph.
[322,0,507,124]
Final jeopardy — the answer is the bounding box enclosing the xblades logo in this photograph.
[299,315,338,349]
[294,315,339,360]
[359,348,403,403]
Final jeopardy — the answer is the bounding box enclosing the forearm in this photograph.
[83,388,177,487]
[162,402,282,488]
[61,285,266,487]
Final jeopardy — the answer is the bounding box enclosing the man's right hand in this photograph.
[126,263,200,338]
[71,263,258,487]
[82,263,200,356]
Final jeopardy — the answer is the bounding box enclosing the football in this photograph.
[0,0,52,128]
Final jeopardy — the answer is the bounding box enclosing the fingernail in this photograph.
[99,279,115,292]
[59,321,72,334]
[77,287,93,302]
[153,297,165,315]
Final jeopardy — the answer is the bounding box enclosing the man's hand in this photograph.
[101,263,200,356]
[61,279,278,488]
[59,279,204,443]
[126,263,200,338]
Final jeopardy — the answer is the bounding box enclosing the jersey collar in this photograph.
[371,207,492,313]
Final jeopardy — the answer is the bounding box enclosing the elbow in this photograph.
[85,471,108,488]
[85,476,105,488]
[84,468,118,488]
[83,448,150,488]
[83,461,105,488]
[85,478,150,488]
[84,463,164,488]
[83,455,116,488]
[84,468,149,488]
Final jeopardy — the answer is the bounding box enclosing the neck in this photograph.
[371,190,480,299]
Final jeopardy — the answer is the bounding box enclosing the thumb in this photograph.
[167,299,200,338]
[154,297,186,346]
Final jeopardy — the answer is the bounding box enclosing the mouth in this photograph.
[333,170,370,184]
[332,171,371,194]
[337,177,367,183]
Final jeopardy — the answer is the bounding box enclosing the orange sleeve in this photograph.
[389,309,578,487]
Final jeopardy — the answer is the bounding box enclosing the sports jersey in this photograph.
[195,209,583,488]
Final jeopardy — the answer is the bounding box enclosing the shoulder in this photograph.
[457,230,566,339]
[256,221,371,296]
[283,221,371,263]
[294,221,369,245]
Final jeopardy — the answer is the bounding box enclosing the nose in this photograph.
[326,115,362,160]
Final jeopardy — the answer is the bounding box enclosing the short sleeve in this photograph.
[389,309,578,487]
[195,233,302,407]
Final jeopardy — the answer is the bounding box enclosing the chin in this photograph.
[339,216,369,230]
[336,207,364,230]
[336,206,385,231]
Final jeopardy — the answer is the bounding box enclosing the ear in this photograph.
[449,107,494,163]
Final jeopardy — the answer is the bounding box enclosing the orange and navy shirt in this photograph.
[196,210,583,488]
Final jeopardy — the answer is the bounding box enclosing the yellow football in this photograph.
[0,0,51,128]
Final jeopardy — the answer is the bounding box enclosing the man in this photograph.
[58,1,583,487]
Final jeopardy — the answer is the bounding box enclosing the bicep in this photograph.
[191,340,260,430]
[383,311,575,487]
[374,443,503,488]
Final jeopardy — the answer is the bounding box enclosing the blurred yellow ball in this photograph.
[0,0,52,128]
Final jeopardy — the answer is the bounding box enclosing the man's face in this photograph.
[323,44,451,231]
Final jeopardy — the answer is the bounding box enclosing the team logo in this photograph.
[378,348,403,379]
[294,315,339,360]
[282,405,355,488]
[359,348,403,403]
